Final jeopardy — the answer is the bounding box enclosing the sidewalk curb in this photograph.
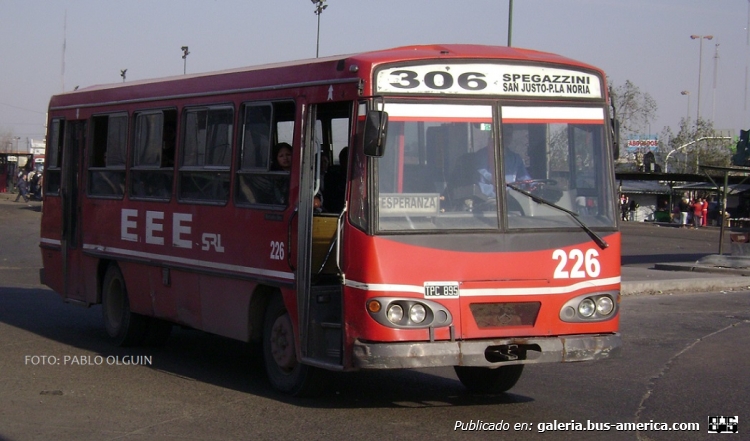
[621,277,750,296]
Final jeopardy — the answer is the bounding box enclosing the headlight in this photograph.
[559,292,619,323]
[366,297,453,328]
[386,304,404,323]
[596,296,614,315]
[578,298,596,317]
[409,304,426,323]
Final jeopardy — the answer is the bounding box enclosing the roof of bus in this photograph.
[48,44,603,109]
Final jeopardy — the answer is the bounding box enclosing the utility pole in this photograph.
[312,0,328,58]
[712,43,719,122]
[181,46,190,75]
[507,0,513,47]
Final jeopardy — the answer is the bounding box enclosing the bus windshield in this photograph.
[375,103,616,232]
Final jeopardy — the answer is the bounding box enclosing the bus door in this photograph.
[61,120,87,302]
[296,101,350,369]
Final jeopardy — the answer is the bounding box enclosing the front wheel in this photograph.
[454,365,524,394]
[262,295,326,397]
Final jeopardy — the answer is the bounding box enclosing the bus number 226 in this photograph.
[552,248,601,279]
[270,241,285,260]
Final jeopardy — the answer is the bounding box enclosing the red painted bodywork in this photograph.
[40,44,619,370]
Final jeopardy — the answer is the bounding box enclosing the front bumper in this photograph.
[352,333,621,369]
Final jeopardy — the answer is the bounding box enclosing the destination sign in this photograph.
[378,193,440,217]
[375,64,602,99]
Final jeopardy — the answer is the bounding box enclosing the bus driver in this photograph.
[475,130,530,198]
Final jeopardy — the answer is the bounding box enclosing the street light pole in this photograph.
[312,0,328,58]
[681,90,690,123]
[690,34,713,122]
[507,0,513,47]
[181,46,190,75]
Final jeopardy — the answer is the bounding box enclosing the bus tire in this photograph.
[454,365,524,394]
[101,264,148,347]
[262,295,326,397]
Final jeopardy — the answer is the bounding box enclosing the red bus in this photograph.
[40,44,621,396]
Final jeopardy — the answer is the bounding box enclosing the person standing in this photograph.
[678,197,690,228]
[629,198,638,221]
[691,198,703,228]
[13,170,29,203]
[701,198,708,227]
[620,195,629,221]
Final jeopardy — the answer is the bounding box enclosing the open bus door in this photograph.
[295,101,347,370]
[61,120,87,302]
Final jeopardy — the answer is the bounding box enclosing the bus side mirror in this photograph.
[363,110,388,157]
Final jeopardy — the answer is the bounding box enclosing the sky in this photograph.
[1,0,748,148]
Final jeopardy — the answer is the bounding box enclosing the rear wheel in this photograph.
[262,295,326,397]
[101,264,148,347]
[454,365,524,394]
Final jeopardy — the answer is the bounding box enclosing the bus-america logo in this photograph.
[376,64,602,99]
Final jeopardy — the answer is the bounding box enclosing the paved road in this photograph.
[0,197,747,440]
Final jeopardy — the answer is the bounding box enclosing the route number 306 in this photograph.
[552,248,601,279]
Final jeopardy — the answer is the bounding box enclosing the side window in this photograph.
[235,101,296,207]
[88,113,127,197]
[129,109,176,200]
[45,118,65,195]
[178,106,233,203]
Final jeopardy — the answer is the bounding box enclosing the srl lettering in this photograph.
[120,209,193,249]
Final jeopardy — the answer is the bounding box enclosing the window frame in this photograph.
[87,112,128,199]
[234,100,296,209]
[177,103,235,204]
[45,118,65,196]
[128,108,177,201]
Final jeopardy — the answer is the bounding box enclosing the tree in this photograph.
[659,117,731,173]
[0,130,14,153]
[609,79,658,140]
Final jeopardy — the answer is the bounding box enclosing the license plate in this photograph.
[424,282,459,298]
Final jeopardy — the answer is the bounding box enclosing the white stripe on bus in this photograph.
[78,243,295,281]
[345,276,620,296]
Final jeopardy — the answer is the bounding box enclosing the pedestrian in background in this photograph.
[678,197,690,228]
[691,198,703,228]
[13,170,30,203]
[701,198,708,227]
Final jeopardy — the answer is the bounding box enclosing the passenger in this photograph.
[272,142,292,172]
[271,143,292,204]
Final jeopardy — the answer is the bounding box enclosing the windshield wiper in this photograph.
[506,183,609,250]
